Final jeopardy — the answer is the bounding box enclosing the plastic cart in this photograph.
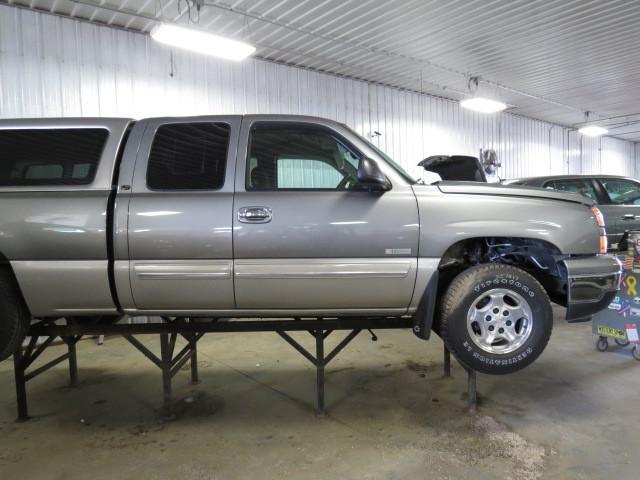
[592,250,640,360]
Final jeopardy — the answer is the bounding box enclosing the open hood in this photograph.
[418,155,487,183]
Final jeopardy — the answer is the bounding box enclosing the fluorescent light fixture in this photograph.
[578,125,608,137]
[460,97,507,114]
[151,23,255,61]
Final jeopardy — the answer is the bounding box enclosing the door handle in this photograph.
[238,206,272,223]
[623,214,636,220]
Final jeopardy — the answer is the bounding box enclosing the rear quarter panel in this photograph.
[0,118,131,316]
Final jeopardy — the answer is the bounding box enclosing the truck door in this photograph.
[124,116,240,311]
[596,177,640,247]
[232,117,420,315]
[544,177,618,244]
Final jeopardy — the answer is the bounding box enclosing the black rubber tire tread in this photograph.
[614,338,630,347]
[440,263,553,375]
[596,338,609,352]
[0,266,30,362]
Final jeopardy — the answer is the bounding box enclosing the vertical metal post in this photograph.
[159,333,173,419]
[13,347,29,422]
[67,338,78,386]
[467,368,477,413]
[443,345,451,377]
[315,330,325,415]
[190,337,199,385]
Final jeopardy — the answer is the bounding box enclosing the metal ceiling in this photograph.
[4,0,640,141]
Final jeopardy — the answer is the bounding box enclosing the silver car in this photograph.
[503,175,640,249]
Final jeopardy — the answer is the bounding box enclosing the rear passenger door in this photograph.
[596,177,640,245]
[543,177,619,244]
[124,116,240,311]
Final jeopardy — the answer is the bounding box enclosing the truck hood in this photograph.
[418,155,487,182]
[435,181,594,206]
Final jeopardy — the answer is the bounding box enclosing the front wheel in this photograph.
[439,264,553,375]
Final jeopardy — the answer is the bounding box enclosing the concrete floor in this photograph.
[0,306,638,480]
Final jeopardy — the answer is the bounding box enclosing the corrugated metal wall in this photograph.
[0,4,637,181]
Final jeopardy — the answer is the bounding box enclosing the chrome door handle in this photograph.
[238,206,272,223]
[623,214,636,220]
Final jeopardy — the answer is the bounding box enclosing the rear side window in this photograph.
[147,122,230,190]
[0,128,108,186]
[599,178,640,205]
[545,179,597,200]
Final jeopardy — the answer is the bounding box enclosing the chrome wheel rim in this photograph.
[466,288,533,355]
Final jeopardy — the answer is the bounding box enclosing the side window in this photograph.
[147,122,230,190]
[600,178,640,205]
[277,159,344,189]
[546,179,597,200]
[246,125,360,190]
[0,128,108,186]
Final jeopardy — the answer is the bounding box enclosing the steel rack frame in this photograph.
[12,317,478,420]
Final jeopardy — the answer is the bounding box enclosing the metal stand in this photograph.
[123,331,204,419]
[443,345,478,412]
[11,317,480,419]
[443,344,451,377]
[13,334,82,421]
[277,329,362,415]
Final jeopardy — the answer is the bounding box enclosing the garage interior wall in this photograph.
[0,4,637,181]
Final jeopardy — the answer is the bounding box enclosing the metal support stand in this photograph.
[9,317,485,419]
[466,368,477,413]
[12,334,82,421]
[123,331,204,419]
[186,333,200,384]
[443,345,451,377]
[277,329,362,415]
[442,344,478,412]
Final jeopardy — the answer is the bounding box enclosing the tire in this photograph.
[596,337,609,352]
[0,267,30,362]
[632,345,640,361]
[615,338,630,347]
[439,264,553,375]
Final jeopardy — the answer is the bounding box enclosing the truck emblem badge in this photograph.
[385,248,411,255]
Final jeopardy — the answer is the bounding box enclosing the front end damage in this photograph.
[563,256,622,321]
[437,237,622,323]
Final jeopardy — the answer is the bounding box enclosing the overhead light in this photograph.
[460,97,507,114]
[578,125,608,137]
[150,23,256,61]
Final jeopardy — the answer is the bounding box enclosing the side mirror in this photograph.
[357,157,392,191]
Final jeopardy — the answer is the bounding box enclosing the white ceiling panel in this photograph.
[4,0,640,140]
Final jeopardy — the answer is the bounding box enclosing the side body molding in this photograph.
[234,258,417,310]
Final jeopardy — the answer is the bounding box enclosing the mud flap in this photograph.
[412,270,439,340]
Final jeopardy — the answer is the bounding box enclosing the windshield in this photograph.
[345,126,417,184]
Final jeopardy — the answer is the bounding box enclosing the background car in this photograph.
[503,175,640,248]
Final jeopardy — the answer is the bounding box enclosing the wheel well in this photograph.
[436,237,567,307]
